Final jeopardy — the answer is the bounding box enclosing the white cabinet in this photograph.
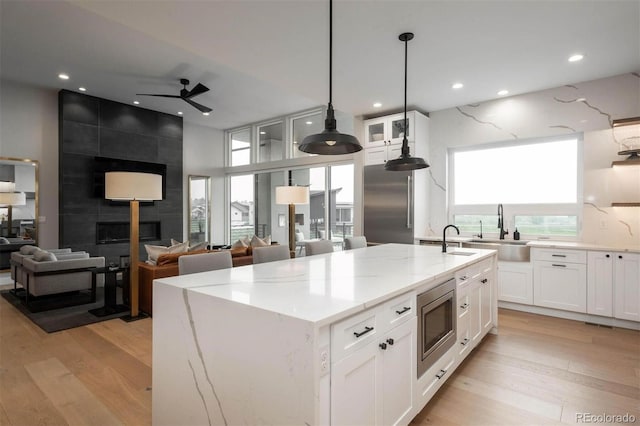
[330,293,415,426]
[480,274,493,334]
[613,252,640,321]
[498,261,533,304]
[363,111,428,166]
[587,251,613,316]
[533,248,587,313]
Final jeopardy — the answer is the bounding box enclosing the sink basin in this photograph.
[461,241,530,262]
[448,251,476,256]
[470,239,528,245]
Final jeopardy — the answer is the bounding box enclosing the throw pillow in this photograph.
[231,237,250,249]
[229,247,248,257]
[19,245,41,255]
[189,241,208,252]
[33,250,57,262]
[144,241,189,264]
[156,249,209,266]
[250,235,271,247]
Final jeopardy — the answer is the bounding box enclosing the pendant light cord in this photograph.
[403,35,408,143]
[329,0,333,105]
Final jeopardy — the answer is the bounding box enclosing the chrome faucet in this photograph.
[476,220,483,239]
[498,204,508,240]
[442,224,460,253]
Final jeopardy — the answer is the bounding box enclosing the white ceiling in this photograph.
[1,1,638,131]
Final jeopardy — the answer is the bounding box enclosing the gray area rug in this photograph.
[1,287,128,333]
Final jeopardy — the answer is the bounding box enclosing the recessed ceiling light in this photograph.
[259,131,266,135]
[133,101,140,105]
[373,102,382,108]
[306,121,313,125]
[452,83,464,89]
[497,90,509,96]
[568,54,584,62]
[58,73,69,80]
[202,112,210,116]
[177,111,183,115]
[78,87,86,92]
[576,97,586,102]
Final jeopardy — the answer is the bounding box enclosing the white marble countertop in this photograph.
[155,243,496,327]
[416,236,640,253]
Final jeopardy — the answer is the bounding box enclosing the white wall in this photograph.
[0,79,58,247]
[183,122,225,245]
[427,73,640,247]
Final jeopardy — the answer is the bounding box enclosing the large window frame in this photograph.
[448,134,584,240]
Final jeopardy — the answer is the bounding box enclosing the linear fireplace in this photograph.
[96,221,161,245]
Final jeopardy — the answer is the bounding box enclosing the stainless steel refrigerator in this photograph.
[364,164,416,244]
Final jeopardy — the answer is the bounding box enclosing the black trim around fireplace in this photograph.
[96,221,161,245]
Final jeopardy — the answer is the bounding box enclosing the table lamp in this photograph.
[275,186,309,251]
[105,171,162,321]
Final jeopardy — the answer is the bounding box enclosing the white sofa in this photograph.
[15,250,105,310]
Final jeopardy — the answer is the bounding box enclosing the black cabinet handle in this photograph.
[379,342,387,350]
[552,254,566,258]
[353,326,374,338]
[481,278,488,284]
[395,306,411,315]
[435,369,447,379]
[460,303,469,309]
[606,254,610,258]
[552,264,567,267]
[386,338,394,346]
[461,338,469,346]
[619,255,623,259]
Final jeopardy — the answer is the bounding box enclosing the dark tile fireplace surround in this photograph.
[58,90,183,265]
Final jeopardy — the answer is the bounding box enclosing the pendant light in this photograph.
[385,32,428,171]
[298,0,362,155]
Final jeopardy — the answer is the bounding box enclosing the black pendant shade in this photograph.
[298,104,362,154]
[298,0,362,155]
[385,32,429,171]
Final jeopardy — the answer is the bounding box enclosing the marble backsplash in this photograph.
[428,72,640,248]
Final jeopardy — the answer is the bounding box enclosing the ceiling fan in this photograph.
[136,78,212,113]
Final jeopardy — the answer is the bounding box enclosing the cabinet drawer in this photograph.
[531,248,586,264]
[380,291,416,329]
[331,309,379,361]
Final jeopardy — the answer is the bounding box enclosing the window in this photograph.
[230,175,254,241]
[258,121,284,163]
[188,176,211,244]
[230,128,251,166]
[291,110,323,159]
[450,136,582,238]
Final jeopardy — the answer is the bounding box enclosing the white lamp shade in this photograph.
[0,181,16,192]
[105,172,163,201]
[275,186,309,205]
[0,192,26,206]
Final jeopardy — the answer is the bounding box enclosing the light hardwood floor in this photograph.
[1,289,638,425]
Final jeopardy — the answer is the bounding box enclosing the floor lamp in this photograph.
[105,172,162,321]
[0,189,26,238]
[275,186,309,252]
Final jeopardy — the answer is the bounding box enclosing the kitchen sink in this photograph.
[448,251,476,256]
[461,241,530,262]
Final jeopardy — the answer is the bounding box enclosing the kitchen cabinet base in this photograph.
[498,301,640,331]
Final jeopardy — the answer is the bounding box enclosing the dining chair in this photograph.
[304,240,334,256]
[179,251,233,275]
[344,236,367,250]
[252,245,291,264]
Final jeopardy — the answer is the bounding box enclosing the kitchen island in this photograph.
[153,243,497,425]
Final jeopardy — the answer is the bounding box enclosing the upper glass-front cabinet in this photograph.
[364,112,416,147]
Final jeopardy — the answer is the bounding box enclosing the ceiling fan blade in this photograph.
[184,98,212,113]
[185,83,209,99]
[136,94,182,98]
